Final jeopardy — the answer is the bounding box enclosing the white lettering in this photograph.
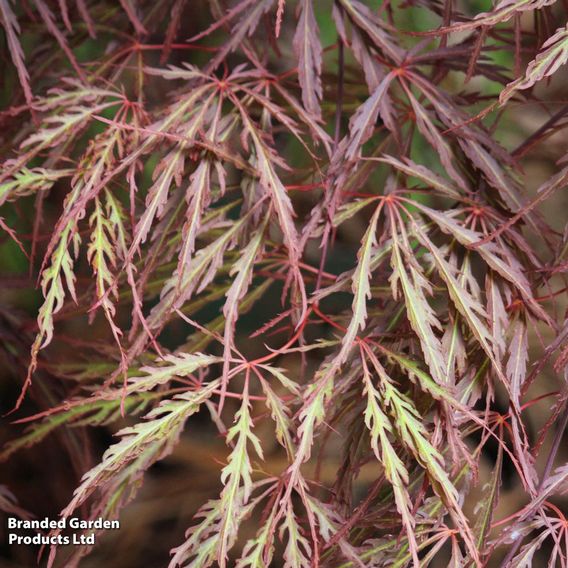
[68,517,119,530]
[72,533,96,545]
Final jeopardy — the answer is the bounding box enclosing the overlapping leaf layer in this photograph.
[1,1,568,566]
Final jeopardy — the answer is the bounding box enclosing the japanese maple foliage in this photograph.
[1,0,568,566]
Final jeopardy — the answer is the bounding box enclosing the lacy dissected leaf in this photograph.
[2,3,568,567]
[262,381,296,459]
[390,210,446,386]
[252,364,300,459]
[221,213,269,401]
[176,160,213,281]
[23,222,79,405]
[521,463,568,517]
[341,73,394,162]
[130,91,217,254]
[406,71,527,214]
[32,0,85,81]
[21,125,126,405]
[293,362,335,470]
[361,355,418,565]
[293,0,323,120]
[337,205,381,365]
[304,495,364,566]
[474,0,558,26]
[486,271,509,360]
[205,0,275,72]
[411,221,503,382]
[87,194,124,342]
[0,395,154,462]
[45,125,124,264]
[337,0,404,64]
[0,0,33,107]
[474,438,502,554]
[437,0,557,33]
[0,166,72,206]
[148,204,256,334]
[9,99,119,180]
[412,203,548,320]
[127,352,222,393]
[332,3,384,92]
[506,318,528,407]
[402,86,467,190]
[280,501,312,568]
[367,353,479,563]
[235,500,278,568]
[270,81,333,154]
[378,156,464,200]
[60,381,220,521]
[218,390,263,567]
[170,483,269,568]
[500,24,568,103]
[236,104,305,312]
[509,527,554,568]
